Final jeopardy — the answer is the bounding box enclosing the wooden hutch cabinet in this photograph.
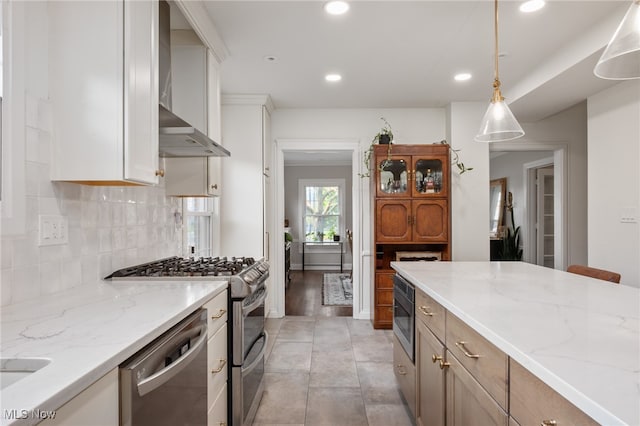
[372,144,451,329]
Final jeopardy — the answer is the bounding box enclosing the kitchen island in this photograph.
[392,261,639,426]
[0,280,226,426]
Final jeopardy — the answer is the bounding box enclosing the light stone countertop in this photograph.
[0,280,227,426]
[391,261,640,426]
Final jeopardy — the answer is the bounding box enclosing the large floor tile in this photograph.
[357,362,404,405]
[253,372,310,425]
[277,319,315,342]
[365,403,414,426]
[309,350,359,388]
[305,387,368,426]
[266,342,312,372]
[351,334,393,363]
[312,326,352,352]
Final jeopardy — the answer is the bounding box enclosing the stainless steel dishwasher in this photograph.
[120,309,208,426]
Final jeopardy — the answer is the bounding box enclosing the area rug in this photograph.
[322,273,353,306]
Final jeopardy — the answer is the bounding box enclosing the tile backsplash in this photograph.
[1,95,182,307]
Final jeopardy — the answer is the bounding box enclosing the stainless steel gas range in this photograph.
[106,256,269,426]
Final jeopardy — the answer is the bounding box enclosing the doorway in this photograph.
[489,144,567,270]
[271,139,362,319]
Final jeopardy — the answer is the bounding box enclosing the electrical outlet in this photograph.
[38,215,69,246]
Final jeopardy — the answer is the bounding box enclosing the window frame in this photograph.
[181,197,217,257]
[298,178,345,251]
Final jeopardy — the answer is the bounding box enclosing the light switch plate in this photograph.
[38,215,69,246]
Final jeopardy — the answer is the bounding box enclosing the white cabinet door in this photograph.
[47,369,118,426]
[124,0,159,184]
[49,0,158,185]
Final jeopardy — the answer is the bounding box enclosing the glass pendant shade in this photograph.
[475,85,525,142]
[594,0,640,80]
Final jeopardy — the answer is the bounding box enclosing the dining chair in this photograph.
[566,264,621,284]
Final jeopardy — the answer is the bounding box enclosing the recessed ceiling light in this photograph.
[520,0,545,13]
[324,1,350,15]
[325,73,342,82]
[454,73,472,82]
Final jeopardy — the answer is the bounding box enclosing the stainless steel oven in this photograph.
[393,274,415,363]
[230,270,268,426]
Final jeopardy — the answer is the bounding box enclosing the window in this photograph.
[299,179,344,242]
[182,197,218,257]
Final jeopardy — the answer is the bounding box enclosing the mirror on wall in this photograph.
[490,177,507,237]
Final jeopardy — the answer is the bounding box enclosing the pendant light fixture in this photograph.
[475,0,524,142]
[594,0,640,80]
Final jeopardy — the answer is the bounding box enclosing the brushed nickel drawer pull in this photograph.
[455,341,480,359]
[432,354,443,363]
[211,309,227,319]
[418,306,434,317]
[211,359,227,374]
[541,421,557,426]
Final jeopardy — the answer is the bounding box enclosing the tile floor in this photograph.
[253,316,415,426]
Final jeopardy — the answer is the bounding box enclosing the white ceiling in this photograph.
[200,0,628,124]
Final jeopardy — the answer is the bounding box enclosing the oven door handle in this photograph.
[243,285,268,316]
[242,331,268,375]
[136,326,207,397]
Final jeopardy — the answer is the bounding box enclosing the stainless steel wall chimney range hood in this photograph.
[158,1,230,158]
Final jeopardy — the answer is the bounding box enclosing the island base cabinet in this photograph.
[510,359,599,426]
[45,368,118,426]
[393,336,416,417]
[416,320,445,426]
[445,352,508,426]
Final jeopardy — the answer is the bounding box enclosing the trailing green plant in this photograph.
[360,117,394,178]
[438,140,473,175]
[498,192,523,261]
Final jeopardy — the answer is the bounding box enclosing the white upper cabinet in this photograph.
[164,5,224,197]
[49,1,160,185]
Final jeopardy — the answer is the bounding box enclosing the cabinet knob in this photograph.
[210,184,218,190]
[541,421,557,426]
[432,354,443,363]
[155,169,165,177]
[439,360,450,370]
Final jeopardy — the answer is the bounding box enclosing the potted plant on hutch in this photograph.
[360,117,394,178]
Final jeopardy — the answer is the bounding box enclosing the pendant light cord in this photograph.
[491,0,504,102]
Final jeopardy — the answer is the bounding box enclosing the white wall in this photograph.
[447,102,491,261]
[0,2,182,307]
[284,164,353,269]
[587,80,640,287]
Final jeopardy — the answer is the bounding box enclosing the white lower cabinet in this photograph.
[203,289,228,425]
[45,369,118,426]
[208,383,228,426]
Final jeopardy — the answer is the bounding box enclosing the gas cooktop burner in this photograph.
[105,256,257,279]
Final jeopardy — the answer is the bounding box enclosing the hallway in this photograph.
[285,270,353,317]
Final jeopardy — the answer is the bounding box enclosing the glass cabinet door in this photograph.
[413,157,446,196]
[377,156,410,197]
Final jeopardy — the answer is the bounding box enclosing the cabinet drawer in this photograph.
[375,273,394,289]
[446,312,508,410]
[207,382,228,426]
[510,359,598,426]
[393,335,416,417]
[207,323,228,409]
[203,289,228,339]
[376,289,394,306]
[415,289,445,343]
